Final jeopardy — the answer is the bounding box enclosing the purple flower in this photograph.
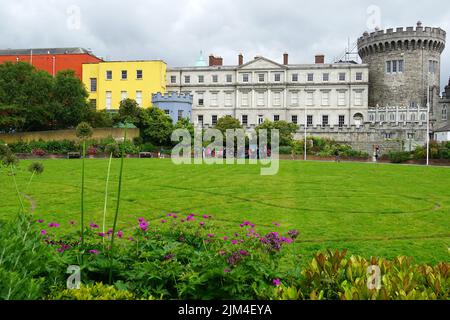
[69,220,76,225]
[239,250,250,256]
[164,253,175,261]
[89,223,99,229]
[223,236,228,241]
[227,252,242,266]
[203,215,211,219]
[219,250,227,256]
[161,220,167,224]
[48,222,60,228]
[172,215,178,219]
[280,237,293,244]
[89,250,99,254]
[240,224,244,228]
[186,214,195,221]
[231,240,238,245]
[40,230,47,235]
[287,229,300,239]
[273,222,280,227]
[107,229,113,235]
[200,222,205,227]
[180,219,185,223]
[207,234,214,238]
[234,233,239,237]
[224,268,231,273]
[167,213,173,217]
[138,217,145,223]
[273,279,281,287]
[37,219,44,223]
[128,237,134,241]
[98,232,106,237]
[139,221,149,231]
[117,230,123,238]
[261,232,284,252]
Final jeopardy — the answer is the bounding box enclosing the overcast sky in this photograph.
[1,0,449,89]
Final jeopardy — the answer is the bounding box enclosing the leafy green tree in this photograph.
[214,115,243,134]
[86,109,113,128]
[53,70,90,129]
[115,98,141,125]
[138,107,174,146]
[256,120,298,146]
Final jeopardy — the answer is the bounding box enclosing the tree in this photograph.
[256,120,298,146]
[138,107,174,146]
[115,98,141,126]
[214,115,243,134]
[86,109,113,128]
[53,70,90,129]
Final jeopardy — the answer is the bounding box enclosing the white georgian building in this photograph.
[166,54,369,128]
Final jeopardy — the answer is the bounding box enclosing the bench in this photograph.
[67,152,81,159]
[139,152,153,158]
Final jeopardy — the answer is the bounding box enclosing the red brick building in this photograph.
[0,47,103,79]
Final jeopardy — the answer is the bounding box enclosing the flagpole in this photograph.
[426,82,430,166]
[304,105,307,161]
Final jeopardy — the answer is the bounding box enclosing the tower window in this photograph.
[386,60,404,74]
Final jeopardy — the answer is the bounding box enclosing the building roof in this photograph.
[0,47,94,56]
[434,124,450,132]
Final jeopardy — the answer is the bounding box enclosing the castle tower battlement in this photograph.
[152,92,193,103]
[357,22,446,115]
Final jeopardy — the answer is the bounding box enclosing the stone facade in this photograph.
[357,22,446,117]
[166,54,369,128]
[436,78,450,130]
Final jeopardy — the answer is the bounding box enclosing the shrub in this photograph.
[87,146,97,156]
[279,146,292,155]
[388,151,411,163]
[49,283,136,300]
[140,142,158,153]
[32,148,46,157]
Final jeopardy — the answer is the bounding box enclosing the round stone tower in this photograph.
[357,22,446,110]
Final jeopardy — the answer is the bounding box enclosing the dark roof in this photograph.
[0,47,94,56]
[434,124,450,132]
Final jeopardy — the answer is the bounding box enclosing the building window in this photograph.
[273,92,281,106]
[339,115,345,127]
[307,73,314,82]
[369,113,375,122]
[410,113,416,121]
[306,91,314,106]
[321,91,329,106]
[379,113,385,122]
[242,115,248,126]
[400,113,406,121]
[136,91,142,106]
[184,75,190,84]
[389,112,396,121]
[274,73,281,82]
[225,92,232,106]
[136,70,143,79]
[106,70,112,80]
[429,60,438,74]
[178,110,183,120]
[292,73,298,82]
[442,106,447,120]
[408,133,415,139]
[164,110,170,115]
[290,92,299,105]
[212,75,218,83]
[226,75,232,83]
[292,115,298,124]
[211,115,218,125]
[387,60,404,74]
[322,115,329,126]
[89,99,97,109]
[198,92,204,106]
[339,73,346,81]
[198,115,204,125]
[322,73,329,82]
[105,91,112,110]
[90,78,97,92]
[242,92,249,106]
[354,91,363,106]
[170,75,177,83]
[258,115,264,125]
[121,91,127,101]
[257,92,265,106]
[121,70,127,80]
[356,72,363,81]
[385,133,394,139]
[211,92,218,106]
[274,115,280,122]
[338,91,346,106]
[258,73,265,82]
[307,115,313,127]
[198,75,204,83]
[242,73,249,83]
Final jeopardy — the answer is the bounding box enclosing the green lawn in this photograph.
[1,159,449,265]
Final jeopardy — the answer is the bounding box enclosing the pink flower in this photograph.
[128,237,134,241]
[223,236,228,241]
[181,219,185,223]
[273,279,281,286]
[231,240,238,245]
[161,220,167,224]
[200,222,205,227]
[207,234,214,238]
[107,229,113,235]
[48,222,60,228]
[224,268,231,273]
[273,222,280,227]
[167,213,173,217]
[89,223,99,229]
[138,217,145,223]
[219,250,227,256]
[98,232,106,237]
[89,250,99,255]
[37,219,44,223]
[40,230,47,235]
[172,215,178,219]
[202,215,211,219]
[117,230,123,238]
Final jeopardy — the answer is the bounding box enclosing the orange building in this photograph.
[0,47,103,79]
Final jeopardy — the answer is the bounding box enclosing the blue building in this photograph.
[152,92,193,124]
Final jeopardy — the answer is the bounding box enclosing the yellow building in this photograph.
[82,60,166,110]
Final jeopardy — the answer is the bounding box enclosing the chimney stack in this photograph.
[238,53,243,66]
[283,53,289,65]
[209,55,223,66]
[315,54,325,64]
